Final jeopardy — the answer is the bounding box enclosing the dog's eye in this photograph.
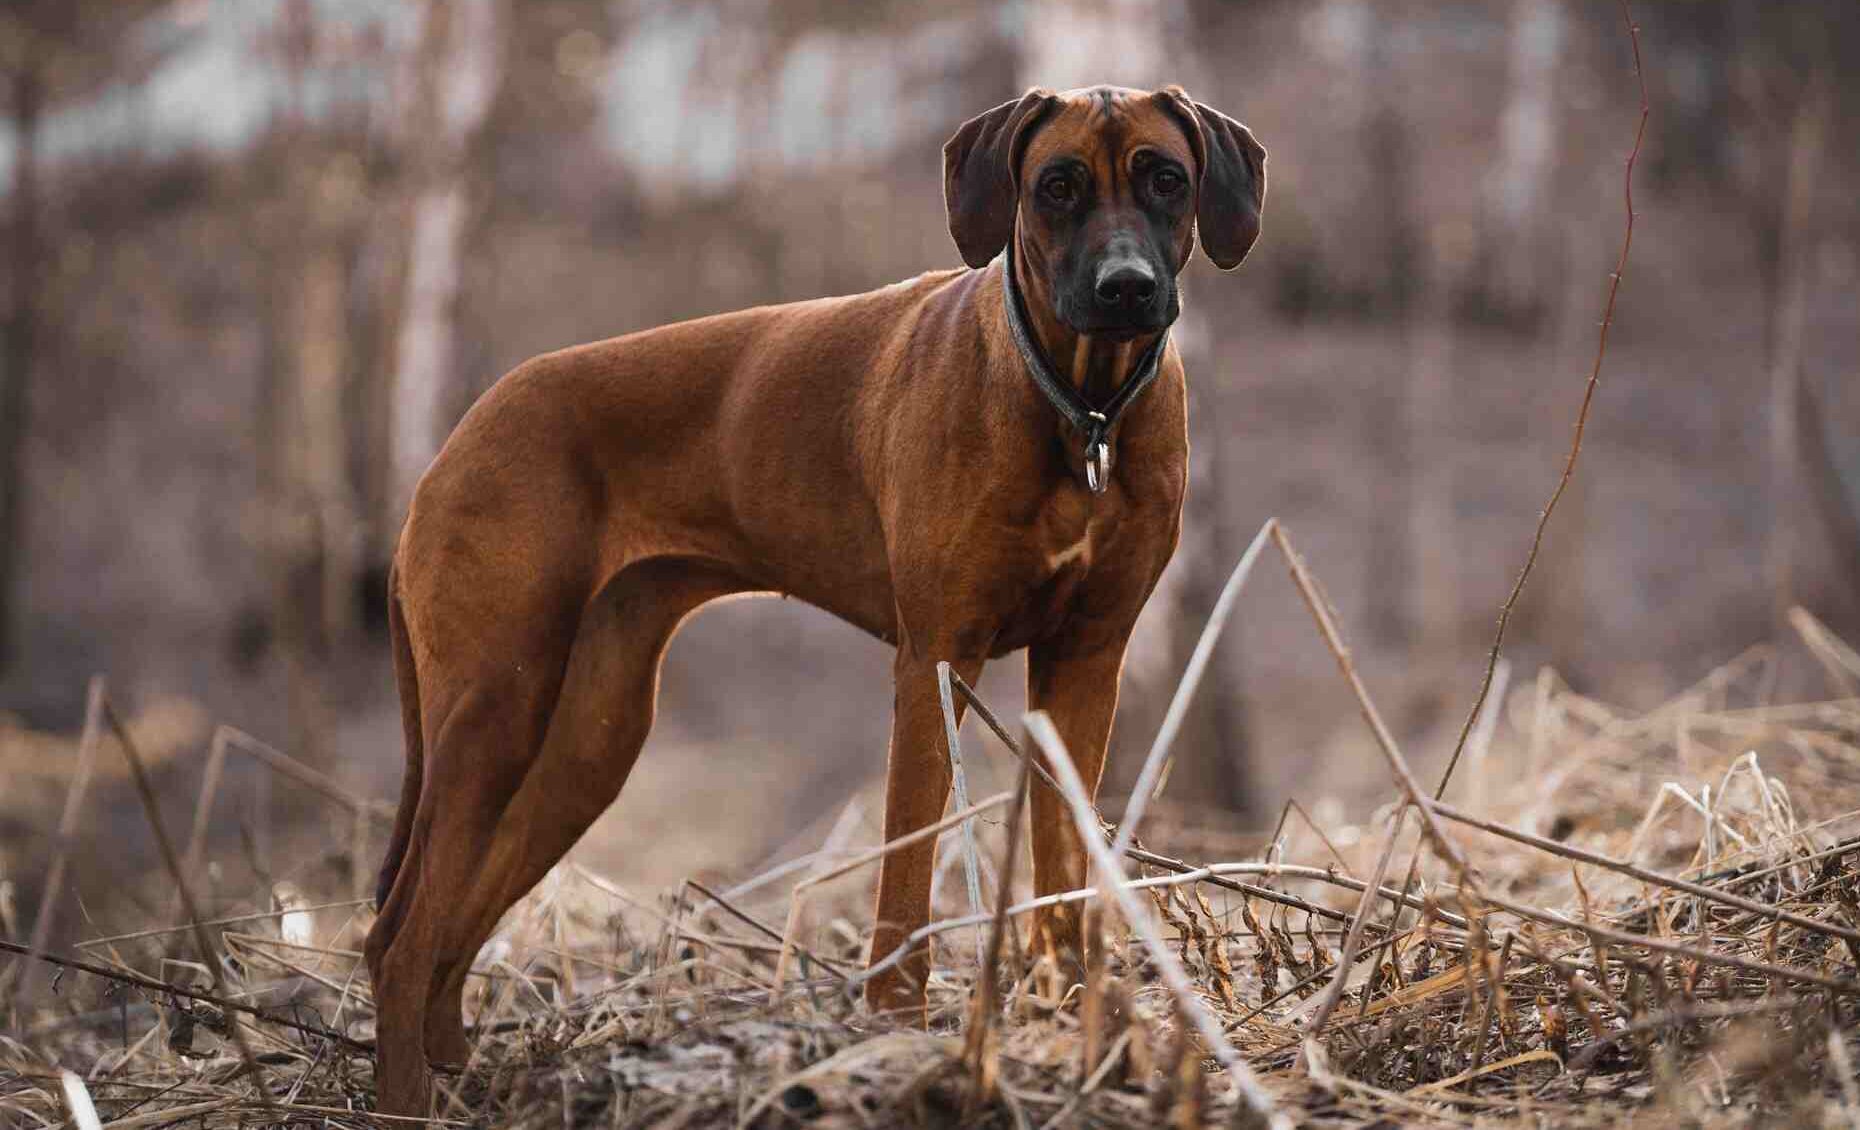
[1041,175,1076,204]
[1152,168,1184,195]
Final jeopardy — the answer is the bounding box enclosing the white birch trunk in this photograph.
[391,0,504,520]
[1016,0,1166,92]
[1488,0,1565,312]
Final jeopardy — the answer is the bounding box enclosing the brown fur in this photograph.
[364,84,1264,1116]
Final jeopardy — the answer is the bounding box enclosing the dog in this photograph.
[364,84,1264,1115]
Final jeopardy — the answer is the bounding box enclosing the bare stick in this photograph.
[1486,885,1851,994]
[1302,804,1409,1040]
[216,725,394,819]
[795,792,1012,892]
[686,879,847,979]
[1433,0,1648,808]
[103,700,275,1108]
[1114,518,1277,856]
[853,858,1445,991]
[180,726,232,892]
[0,936,364,1048]
[1386,0,1652,942]
[9,675,105,1004]
[76,899,374,950]
[938,661,988,968]
[1025,711,1287,1130]
[1124,847,1466,928]
[1430,797,1860,946]
[943,671,1426,925]
[769,790,1013,1002]
[1270,522,1474,882]
[946,670,1063,797]
[962,724,1033,1115]
[1790,606,1860,699]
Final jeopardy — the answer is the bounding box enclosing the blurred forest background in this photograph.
[1,0,1858,913]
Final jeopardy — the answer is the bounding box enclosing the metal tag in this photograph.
[1085,440,1112,493]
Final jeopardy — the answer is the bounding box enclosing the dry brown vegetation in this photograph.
[7,598,1860,1129]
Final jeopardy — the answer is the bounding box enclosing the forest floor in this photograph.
[8,609,1860,1128]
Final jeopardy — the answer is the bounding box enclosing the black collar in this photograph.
[1001,239,1170,494]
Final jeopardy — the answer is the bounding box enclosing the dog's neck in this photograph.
[1008,229,1164,406]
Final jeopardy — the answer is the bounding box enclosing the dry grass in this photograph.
[6,604,1860,1128]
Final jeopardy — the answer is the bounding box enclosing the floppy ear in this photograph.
[943,89,1058,269]
[1158,87,1267,270]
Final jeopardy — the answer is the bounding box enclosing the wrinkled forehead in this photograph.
[1019,86,1197,179]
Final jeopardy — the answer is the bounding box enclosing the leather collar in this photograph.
[1000,239,1170,494]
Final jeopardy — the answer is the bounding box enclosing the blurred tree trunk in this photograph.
[1765,77,1828,634]
[1404,255,1457,688]
[1163,387,1255,817]
[0,0,172,674]
[1798,374,1860,631]
[256,0,333,768]
[1329,1,1420,651]
[389,0,506,527]
[1534,205,1601,679]
[1471,0,1565,326]
[298,236,362,650]
[1017,0,1164,90]
[0,55,42,671]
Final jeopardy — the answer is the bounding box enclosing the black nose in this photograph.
[1094,262,1158,310]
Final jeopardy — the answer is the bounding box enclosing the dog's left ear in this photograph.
[1157,87,1267,270]
[943,88,1059,269]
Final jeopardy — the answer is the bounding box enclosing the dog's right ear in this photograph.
[943,89,1059,269]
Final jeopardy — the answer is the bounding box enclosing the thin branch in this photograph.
[1113,518,1277,856]
[1395,0,1649,927]
[1431,796,1860,948]
[1270,522,1475,882]
[0,938,370,1052]
[961,725,1033,1115]
[1433,0,1649,810]
[7,675,105,1005]
[103,700,277,1108]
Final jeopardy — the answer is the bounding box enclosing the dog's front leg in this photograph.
[864,648,984,1024]
[1025,631,1132,974]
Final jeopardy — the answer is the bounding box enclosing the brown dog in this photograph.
[364,84,1264,1115]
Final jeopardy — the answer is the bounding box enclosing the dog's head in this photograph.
[944,85,1266,339]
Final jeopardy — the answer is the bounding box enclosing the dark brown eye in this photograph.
[1041,174,1076,204]
[1152,168,1184,195]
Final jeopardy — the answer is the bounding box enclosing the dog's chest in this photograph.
[1042,524,1094,574]
[987,489,1118,653]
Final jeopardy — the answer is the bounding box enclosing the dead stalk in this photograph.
[1025,711,1287,1130]
[769,790,1013,1002]
[962,737,1033,1115]
[9,675,105,1005]
[938,661,989,968]
[1113,518,1277,855]
[1270,521,1475,883]
[102,698,278,1108]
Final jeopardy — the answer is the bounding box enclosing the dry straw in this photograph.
[12,610,1860,1127]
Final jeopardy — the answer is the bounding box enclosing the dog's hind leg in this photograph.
[415,558,738,1073]
[374,562,422,917]
[365,565,582,1116]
